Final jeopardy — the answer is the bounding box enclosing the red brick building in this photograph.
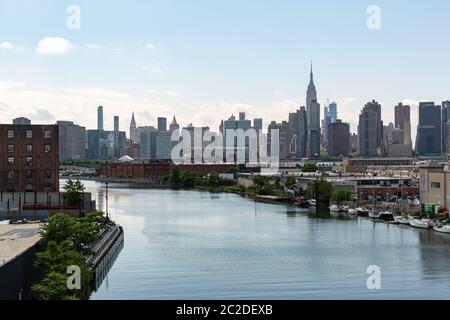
[0,124,59,192]
[100,161,172,179]
[99,161,236,179]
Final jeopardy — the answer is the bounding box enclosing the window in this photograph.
[7,157,14,165]
[7,144,14,153]
[26,170,33,179]
[26,157,33,166]
[26,144,33,153]
[431,182,441,189]
[7,130,14,139]
[45,169,51,178]
[44,144,51,153]
[44,130,51,139]
[8,171,15,179]
[26,130,32,139]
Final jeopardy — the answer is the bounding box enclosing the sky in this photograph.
[1,0,450,143]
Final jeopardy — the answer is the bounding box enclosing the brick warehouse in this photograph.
[0,124,59,192]
[99,161,236,179]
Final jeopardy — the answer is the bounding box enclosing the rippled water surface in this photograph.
[81,181,450,300]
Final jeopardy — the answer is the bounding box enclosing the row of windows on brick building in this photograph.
[6,129,52,139]
[7,170,52,179]
[7,144,52,153]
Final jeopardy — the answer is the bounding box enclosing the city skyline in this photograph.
[2,1,450,144]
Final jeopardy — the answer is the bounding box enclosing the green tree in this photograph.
[207,172,222,187]
[63,180,85,206]
[307,178,333,206]
[169,166,182,185]
[181,171,196,188]
[285,176,297,190]
[32,241,92,300]
[331,189,352,203]
[301,162,318,172]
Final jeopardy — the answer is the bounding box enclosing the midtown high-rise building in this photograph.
[268,121,288,160]
[169,116,180,132]
[394,103,412,145]
[222,114,252,163]
[97,106,104,131]
[157,117,167,132]
[139,126,158,159]
[296,107,307,158]
[57,121,86,161]
[287,112,298,158]
[358,100,384,157]
[322,101,337,142]
[442,100,450,154]
[306,63,320,158]
[327,120,350,157]
[416,102,441,156]
[130,112,140,143]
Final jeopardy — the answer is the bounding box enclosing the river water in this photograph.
[81,180,450,300]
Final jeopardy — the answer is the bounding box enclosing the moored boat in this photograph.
[433,225,450,234]
[308,199,317,207]
[329,204,340,212]
[356,207,370,216]
[409,219,435,229]
[394,215,411,225]
[380,211,394,221]
[340,205,350,213]
[348,209,358,215]
[369,210,381,219]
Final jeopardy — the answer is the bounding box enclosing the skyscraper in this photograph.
[306,63,320,158]
[97,106,104,131]
[114,116,120,157]
[130,112,140,143]
[169,116,180,132]
[394,103,411,145]
[358,100,384,157]
[321,102,337,143]
[158,117,167,132]
[57,121,86,160]
[416,102,441,156]
[296,107,307,158]
[442,100,450,154]
[328,120,350,157]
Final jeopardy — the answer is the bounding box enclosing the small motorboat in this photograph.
[340,205,350,213]
[409,219,434,229]
[348,209,358,215]
[329,204,340,212]
[369,210,381,219]
[394,215,411,225]
[433,225,450,234]
[380,211,394,221]
[356,207,370,216]
[308,199,317,207]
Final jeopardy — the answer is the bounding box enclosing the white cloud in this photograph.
[145,89,182,97]
[0,81,25,90]
[0,42,14,50]
[84,43,101,50]
[141,65,162,74]
[145,43,155,51]
[36,37,75,54]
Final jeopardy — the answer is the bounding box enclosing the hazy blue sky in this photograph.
[1,0,449,141]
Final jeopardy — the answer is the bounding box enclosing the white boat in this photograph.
[329,204,340,212]
[409,219,434,229]
[356,207,370,216]
[369,210,381,219]
[340,205,350,213]
[308,199,317,207]
[433,225,450,234]
[348,209,358,215]
[394,216,411,225]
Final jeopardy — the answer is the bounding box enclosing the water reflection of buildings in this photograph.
[418,231,450,286]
